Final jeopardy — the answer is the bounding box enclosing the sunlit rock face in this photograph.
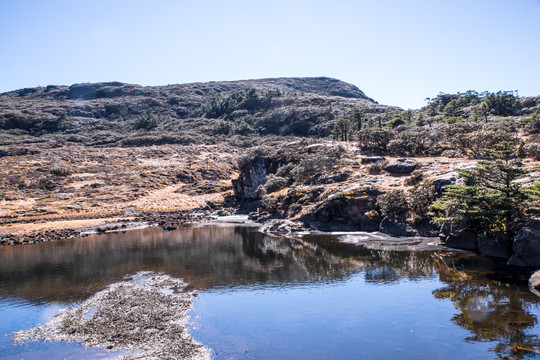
[232,157,270,200]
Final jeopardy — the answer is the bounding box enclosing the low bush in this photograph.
[377,189,409,221]
[263,174,288,193]
[50,166,72,176]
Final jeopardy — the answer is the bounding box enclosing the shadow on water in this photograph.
[0,224,539,358]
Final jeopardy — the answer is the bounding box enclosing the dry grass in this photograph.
[0,143,238,235]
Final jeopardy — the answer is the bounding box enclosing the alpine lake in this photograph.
[1,219,539,359]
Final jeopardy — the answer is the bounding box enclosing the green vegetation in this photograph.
[377,190,409,221]
[430,142,538,250]
[425,90,521,118]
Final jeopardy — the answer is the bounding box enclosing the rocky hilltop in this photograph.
[0,77,394,146]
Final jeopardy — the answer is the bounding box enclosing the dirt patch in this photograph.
[14,272,210,360]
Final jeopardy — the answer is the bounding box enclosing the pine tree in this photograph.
[430,142,534,251]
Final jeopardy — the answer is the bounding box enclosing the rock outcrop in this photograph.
[431,171,459,196]
[529,270,540,297]
[232,157,269,200]
[302,185,381,231]
[442,228,478,251]
[384,158,418,175]
[232,156,284,200]
[477,234,509,259]
[379,218,417,237]
[508,224,540,267]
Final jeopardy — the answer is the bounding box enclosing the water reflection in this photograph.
[0,226,362,303]
[0,225,539,358]
[433,254,540,359]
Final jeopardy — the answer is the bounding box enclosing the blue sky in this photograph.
[1,0,539,109]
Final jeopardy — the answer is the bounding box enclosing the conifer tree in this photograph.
[430,142,535,251]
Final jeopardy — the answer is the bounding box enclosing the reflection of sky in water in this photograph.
[0,225,539,359]
[191,277,496,359]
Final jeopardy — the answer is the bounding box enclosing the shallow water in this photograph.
[0,224,539,359]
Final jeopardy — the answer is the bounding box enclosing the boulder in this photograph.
[232,157,269,200]
[444,229,478,251]
[379,218,417,237]
[361,156,386,164]
[431,171,459,196]
[384,158,418,175]
[508,224,540,267]
[361,212,382,232]
[529,270,540,298]
[477,234,509,259]
[306,185,381,231]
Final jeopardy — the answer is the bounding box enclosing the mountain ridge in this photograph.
[2,77,375,102]
[0,77,396,145]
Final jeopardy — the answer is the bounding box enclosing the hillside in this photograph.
[0,77,397,146]
[1,77,540,268]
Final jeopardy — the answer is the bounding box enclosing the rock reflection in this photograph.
[433,253,540,359]
[0,225,539,358]
[0,225,362,303]
[297,234,540,358]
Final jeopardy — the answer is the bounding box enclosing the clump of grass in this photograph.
[50,166,72,176]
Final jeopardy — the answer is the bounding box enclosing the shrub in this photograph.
[525,143,540,160]
[377,189,409,221]
[237,145,273,168]
[367,163,384,175]
[357,128,393,153]
[291,146,344,184]
[263,174,287,193]
[259,194,278,213]
[404,171,424,186]
[275,163,295,179]
[50,166,72,176]
[521,110,540,134]
[134,111,160,130]
[409,182,436,220]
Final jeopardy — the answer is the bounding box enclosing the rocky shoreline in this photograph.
[0,209,227,246]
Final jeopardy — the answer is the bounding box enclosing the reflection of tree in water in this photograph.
[311,235,540,359]
[1,225,540,359]
[362,251,439,283]
[433,254,540,359]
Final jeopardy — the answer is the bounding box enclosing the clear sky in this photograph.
[1,0,539,109]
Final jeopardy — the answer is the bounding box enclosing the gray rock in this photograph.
[379,218,417,237]
[445,229,478,251]
[260,219,306,235]
[477,234,509,259]
[361,213,381,232]
[508,224,540,267]
[431,171,459,195]
[384,158,418,175]
[529,270,540,297]
[361,156,386,164]
[232,157,268,200]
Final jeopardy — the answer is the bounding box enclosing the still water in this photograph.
[0,223,539,359]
